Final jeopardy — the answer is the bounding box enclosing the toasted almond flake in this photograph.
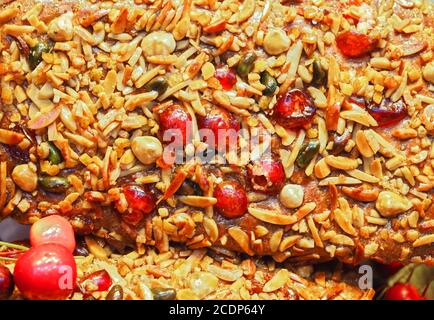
[228,227,254,256]
[366,216,388,226]
[286,40,303,80]
[178,196,217,208]
[3,24,34,36]
[279,235,302,252]
[135,66,163,88]
[213,91,250,116]
[262,269,290,293]
[325,156,359,170]
[0,162,7,210]
[84,236,108,260]
[64,131,94,148]
[0,128,24,145]
[412,234,434,247]
[269,230,283,253]
[314,158,331,179]
[318,176,362,186]
[158,80,192,102]
[203,217,219,243]
[333,209,357,236]
[364,243,379,256]
[346,169,379,183]
[206,264,243,282]
[248,206,297,225]
[355,130,374,157]
[330,234,355,247]
[307,216,323,248]
[125,91,158,110]
[340,110,378,127]
[283,129,305,168]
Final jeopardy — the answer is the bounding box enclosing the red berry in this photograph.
[367,99,408,127]
[30,215,76,253]
[385,283,424,300]
[158,104,192,146]
[122,184,156,225]
[197,107,240,150]
[336,30,377,58]
[383,261,404,275]
[79,270,112,293]
[213,181,248,219]
[273,89,316,129]
[248,157,285,193]
[14,243,77,300]
[0,264,14,300]
[215,67,237,90]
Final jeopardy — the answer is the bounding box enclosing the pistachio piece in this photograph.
[151,287,176,300]
[131,136,163,165]
[28,42,51,70]
[48,142,63,165]
[237,52,257,78]
[260,71,278,96]
[12,164,37,192]
[375,191,412,217]
[38,176,70,193]
[106,285,124,300]
[144,76,168,96]
[263,29,290,55]
[296,140,320,168]
[311,61,327,87]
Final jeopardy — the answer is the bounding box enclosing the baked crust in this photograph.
[0,0,433,265]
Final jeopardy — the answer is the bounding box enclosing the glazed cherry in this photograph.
[197,107,240,150]
[366,99,408,127]
[0,264,14,300]
[14,243,77,300]
[158,103,192,146]
[213,181,248,219]
[272,89,316,129]
[382,261,404,275]
[122,184,156,225]
[30,215,76,253]
[215,67,237,90]
[79,270,112,293]
[248,157,285,194]
[336,30,377,58]
[385,283,424,300]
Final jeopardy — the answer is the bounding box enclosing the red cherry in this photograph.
[215,67,237,90]
[122,184,156,225]
[248,157,285,193]
[197,107,240,150]
[213,181,248,219]
[273,89,316,129]
[385,283,424,300]
[382,261,404,275]
[30,215,76,253]
[336,30,377,58]
[14,243,77,300]
[367,99,408,127]
[0,264,14,300]
[79,270,112,293]
[158,104,192,146]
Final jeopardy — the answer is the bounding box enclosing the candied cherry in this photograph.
[79,270,112,293]
[197,107,240,150]
[336,30,377,58]
[213,181,248,219]
[366,99,408,127]
[248,157,285,194]
[272,89,316,129]
[385,283,424,300]
[14,243,77,300]
[158,103,192,146]
[0,264,14,300]
[122,184,156,225]
[215,67,237,90]
[30,215,76,253]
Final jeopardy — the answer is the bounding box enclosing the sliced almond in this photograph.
[325,156,359,170]
[355,131,374,157]
[178,196,217,208]
[248,206,297,225]
[228,227,254,256]
[263,269,290,293]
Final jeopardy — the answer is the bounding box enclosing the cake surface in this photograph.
[0,0,433,266]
